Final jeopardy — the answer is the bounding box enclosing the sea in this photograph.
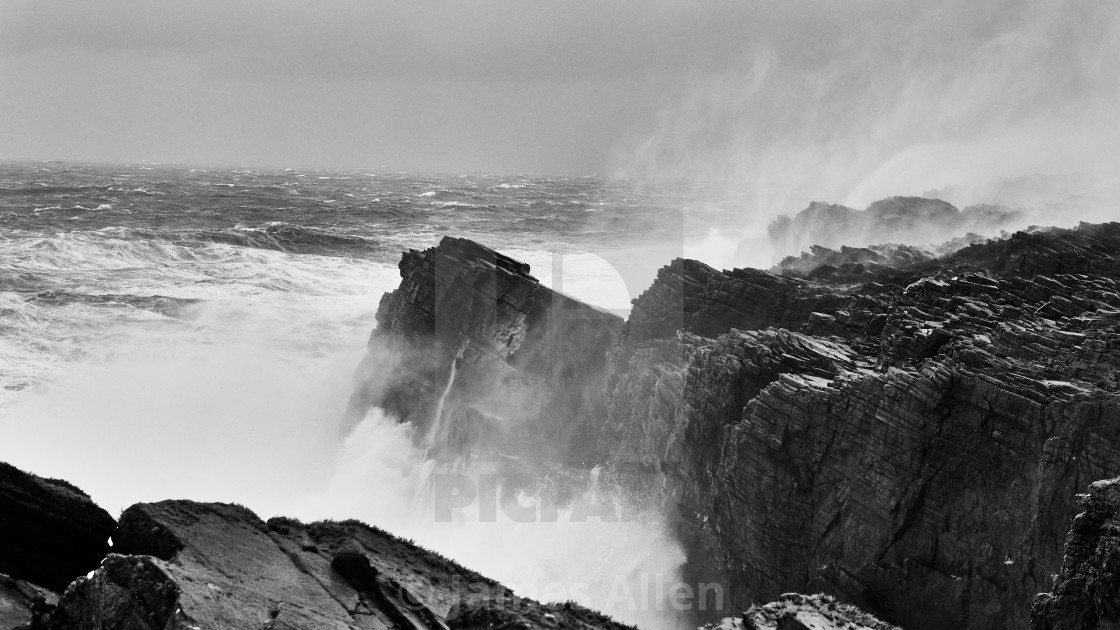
[0,160,763,629]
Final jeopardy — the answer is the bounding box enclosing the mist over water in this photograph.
[3,9,1117,617]
[621,0,1120,247]
[0,163,703,629]
[303,409,689,630]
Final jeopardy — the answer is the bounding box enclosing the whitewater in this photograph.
[0,161,759,629]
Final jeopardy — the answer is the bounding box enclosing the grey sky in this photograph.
[1,0,1118,200]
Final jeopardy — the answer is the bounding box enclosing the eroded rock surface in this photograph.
[347,236,622,462]
[1032,478,1120,630]
[39,499,621,630]
[362,221,1120,630]
[598,221,1120,630]
[705,594,898,630]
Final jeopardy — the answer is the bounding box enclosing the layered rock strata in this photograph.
[602,221,1120,630]
[358,221,1120,629]
[347,237,622,462]
[0,458,901,630]
[1032,478,1120,629]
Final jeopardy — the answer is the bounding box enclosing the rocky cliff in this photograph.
[347,237,622,463]
[4,212,1118,629]
[359,220,1120,629]
[1032,478,1120,629]
[604,221,1120,629]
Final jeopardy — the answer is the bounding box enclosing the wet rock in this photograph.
[347,236,622,462]
[358,220,1120,629]
[39,500,621,630]
[598,221,1120,630]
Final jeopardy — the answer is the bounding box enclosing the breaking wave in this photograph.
[198,221,381,256]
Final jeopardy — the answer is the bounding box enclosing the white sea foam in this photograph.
[295,409,689,630]
[0,230,688,629]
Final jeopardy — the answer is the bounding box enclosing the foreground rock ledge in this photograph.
[36,500,637,630]
[0,457,899,630]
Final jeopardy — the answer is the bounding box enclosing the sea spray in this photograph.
[303,408,692,630]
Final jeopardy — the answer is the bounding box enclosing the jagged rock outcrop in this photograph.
[0,462,115,593]
[360,221,1120,630]
[597,221,1120,630]
[768,197,1023,258]
[774,243,937,282]
[1031,478,1120,629]
[38,499,620,630]
[705,594,898,630]
[347,237,622,462]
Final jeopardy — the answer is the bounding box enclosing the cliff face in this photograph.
[359,221,1120,629]
[1032,478,1120,630]
[599,221,1120,629]
[347,237,622,462]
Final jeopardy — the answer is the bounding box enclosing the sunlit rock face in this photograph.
[347,236,623,463]
[361,215,1120,629]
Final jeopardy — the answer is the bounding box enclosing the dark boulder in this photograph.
[0,462,115,592]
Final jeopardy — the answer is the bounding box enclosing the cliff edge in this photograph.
[360,219,1120,629]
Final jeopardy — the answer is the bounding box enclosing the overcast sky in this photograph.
[2,0,1118,202]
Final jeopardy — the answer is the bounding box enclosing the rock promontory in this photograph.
[347,237,622,462]
[359,219,1120,629]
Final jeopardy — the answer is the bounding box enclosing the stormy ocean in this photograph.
[0,160,756,629]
